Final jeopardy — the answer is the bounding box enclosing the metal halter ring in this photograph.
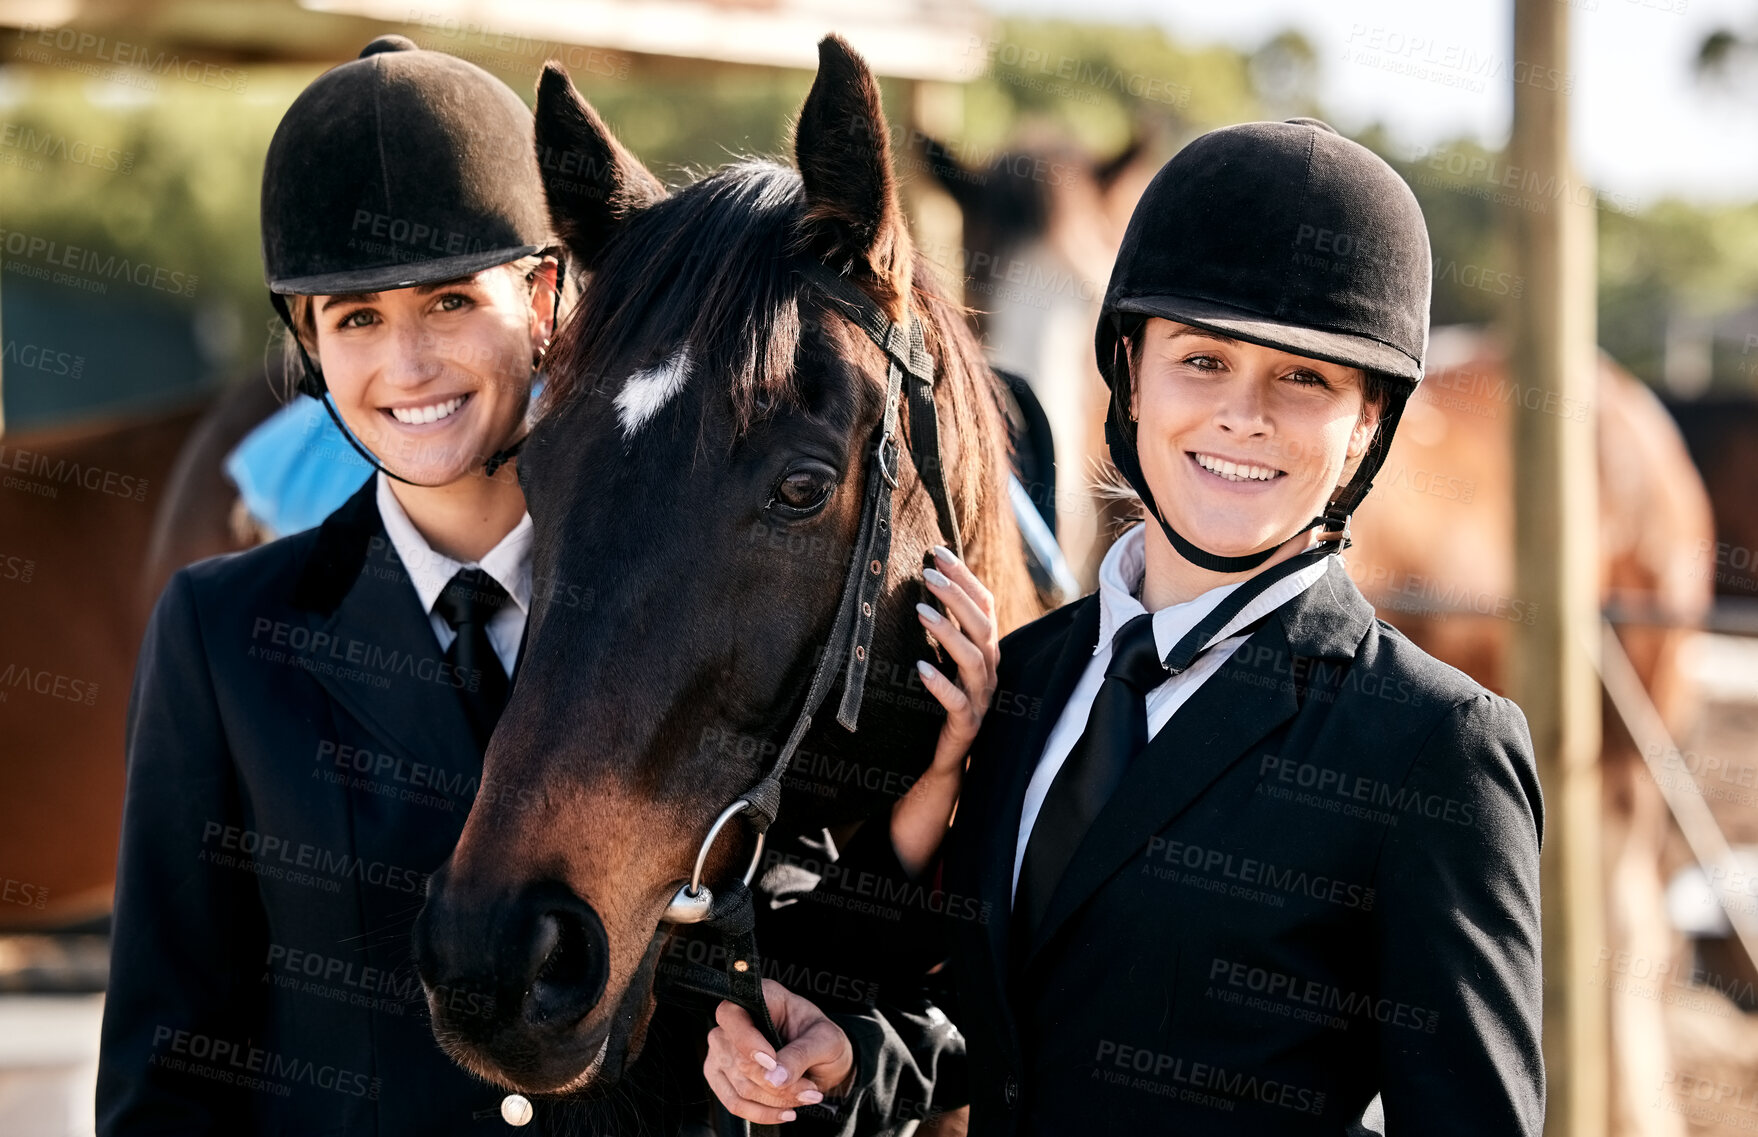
[876,435,900,490]
[660,799,767,925]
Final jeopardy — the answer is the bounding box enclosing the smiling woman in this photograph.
[95,34,582,1137]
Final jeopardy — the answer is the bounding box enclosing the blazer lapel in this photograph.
[291,480,480,775]
[971,596,1101,975]
[1022,558,1377,966]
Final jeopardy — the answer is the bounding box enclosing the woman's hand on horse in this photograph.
[915,543,999,776]
[890,544,998,877]
[705,980,854,1124]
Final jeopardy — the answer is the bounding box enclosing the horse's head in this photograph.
[922,131,1152,335]
[413,36,1036,1095]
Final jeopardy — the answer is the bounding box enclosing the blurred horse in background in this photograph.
[0,401,205,932]
[0,374,277,940]
[923,132,1154,588]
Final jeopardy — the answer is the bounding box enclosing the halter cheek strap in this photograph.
[653,273,965,1137]
[669,269,962,862]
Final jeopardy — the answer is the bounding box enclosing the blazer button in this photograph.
[1003,1075,1020,1108]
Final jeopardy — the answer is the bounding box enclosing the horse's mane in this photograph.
[542,161,805,434]
[541,159,1031,622]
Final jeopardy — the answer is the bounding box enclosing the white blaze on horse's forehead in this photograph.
[615,347,693,439]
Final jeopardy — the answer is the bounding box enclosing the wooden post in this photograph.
[1507,2,1606,1135]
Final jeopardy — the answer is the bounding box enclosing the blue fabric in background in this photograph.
[224,396,371,539]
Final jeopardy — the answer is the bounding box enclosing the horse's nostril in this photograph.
[526,911,562,979]
[526,900,609,1027]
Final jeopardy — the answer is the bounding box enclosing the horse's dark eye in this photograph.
[770,463,836,517]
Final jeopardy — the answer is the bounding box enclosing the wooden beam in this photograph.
[1506,2,1607,1135]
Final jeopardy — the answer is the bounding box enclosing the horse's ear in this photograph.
[794,36,911,314]
[1093,129,1150,194]
[923,136,981,214]
[534,63,665,271]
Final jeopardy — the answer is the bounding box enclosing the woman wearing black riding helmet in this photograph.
[98,36,568,1135]
[708,118,1544,1135]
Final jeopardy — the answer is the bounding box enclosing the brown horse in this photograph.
[0,401,214,931]
[412,36,1039,1114]
[923,133,1154,589]
[0,357,361,944]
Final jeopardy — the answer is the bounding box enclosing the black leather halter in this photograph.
[656,270,964,1132]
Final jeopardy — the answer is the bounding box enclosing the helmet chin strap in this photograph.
[1157,505,1329,572]
[1103,409,1332,573]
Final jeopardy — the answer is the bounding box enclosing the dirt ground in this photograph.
[1658,635,1758,1136]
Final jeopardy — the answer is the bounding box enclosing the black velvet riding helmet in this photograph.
[1095,117,1432,573]
[262,34,550,298]
[259,35,556,477]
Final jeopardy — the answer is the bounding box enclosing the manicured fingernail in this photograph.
[798,1089,823,1105]
[933,544,958,564]
[780,1110,797,1122]
[924,566,951,588]
[751,1051,777,1071]
[765,1064,790,1087]
[917,660,938,682]
[915,602,943,624]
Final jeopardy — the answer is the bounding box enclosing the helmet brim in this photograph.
[269,244,543,296]
[1111,294,1423,385]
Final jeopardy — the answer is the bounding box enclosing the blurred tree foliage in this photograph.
[0,72,291,307]
[1367,129,1758,392]
[1,13,1753,428]
[0,64,323,414]
[951,18,1318,156]
[1597,199,1758,390]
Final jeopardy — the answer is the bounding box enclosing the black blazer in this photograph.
[98,479,531,1135]
[939,557,1545,1136]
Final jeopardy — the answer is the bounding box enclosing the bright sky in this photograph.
[986,0,1758,205]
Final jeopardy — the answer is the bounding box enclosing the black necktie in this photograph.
[1015,612,1166,943]
[433,567,512,750]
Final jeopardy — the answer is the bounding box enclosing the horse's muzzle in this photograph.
[414,866,613,1088]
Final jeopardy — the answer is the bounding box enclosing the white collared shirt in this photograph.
[1010,523,1331,899]
[375,473,532,678]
